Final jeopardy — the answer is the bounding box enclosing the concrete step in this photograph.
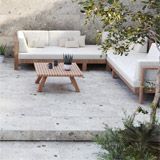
[0,141,102,160]
[0,116,123,141]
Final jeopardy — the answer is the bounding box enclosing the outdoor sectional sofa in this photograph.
[14,30,159,103]
[107,43,159,103]
[14,30,106,71]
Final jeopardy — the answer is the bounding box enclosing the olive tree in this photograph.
[77,0,160,124]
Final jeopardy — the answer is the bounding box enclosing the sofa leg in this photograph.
[14,61,19,70]
[82,63,87,71]
[139,87,144,104]
[106,63,111,71]
[112,70,117,79]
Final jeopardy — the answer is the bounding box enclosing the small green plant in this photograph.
[95,107,160,160]
[0,44,6,56]
[63,54,73,65]
[145,81,156,92]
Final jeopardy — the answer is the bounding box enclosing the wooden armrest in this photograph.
[140,67,159,87]
[139,66,159,103]
[13,33,19,70]
[13,34,19,58]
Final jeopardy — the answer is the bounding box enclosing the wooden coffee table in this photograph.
[34,63,83,92]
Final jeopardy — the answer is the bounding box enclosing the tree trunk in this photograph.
[153,69,160,107]
[150,44,160,125]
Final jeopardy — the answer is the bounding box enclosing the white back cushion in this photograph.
[147,43,160,59]
[48,30,81,46]
[133,43,147,53]
[23,31,48,48]
[131,37,148,53]
[102,32,148,53]
[17,31,28,53]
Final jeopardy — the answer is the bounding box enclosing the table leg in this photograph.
[38,76,47,92]
[70,76,80,92]
[35,76,42,84]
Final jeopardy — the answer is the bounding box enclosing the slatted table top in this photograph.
[34,63,83,77]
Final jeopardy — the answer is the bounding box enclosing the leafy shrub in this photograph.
[0,44,6,55]
[96,107,160,160]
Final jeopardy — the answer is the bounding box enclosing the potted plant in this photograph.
[63,54,73,71]
[0,44,6,63]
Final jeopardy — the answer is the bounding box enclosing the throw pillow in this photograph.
[59,38,68,47]
[65,40,79,48]
[78,35,86,47]
[68,37,74,41]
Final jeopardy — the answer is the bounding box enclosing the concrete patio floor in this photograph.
[0,141,102,160]
[0,58,156,140]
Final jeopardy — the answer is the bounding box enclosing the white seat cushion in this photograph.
[48,30,81,46]
[19,45,106,60]
[107,53,148,87]
[23,30,48,48]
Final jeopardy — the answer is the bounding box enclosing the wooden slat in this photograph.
[34,63,83,77]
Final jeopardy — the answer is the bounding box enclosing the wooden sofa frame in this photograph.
[107,61,159,104]
[14,35,107,71]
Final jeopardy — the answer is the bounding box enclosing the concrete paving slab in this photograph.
[0,142,101,160]
[0,59,157,140]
